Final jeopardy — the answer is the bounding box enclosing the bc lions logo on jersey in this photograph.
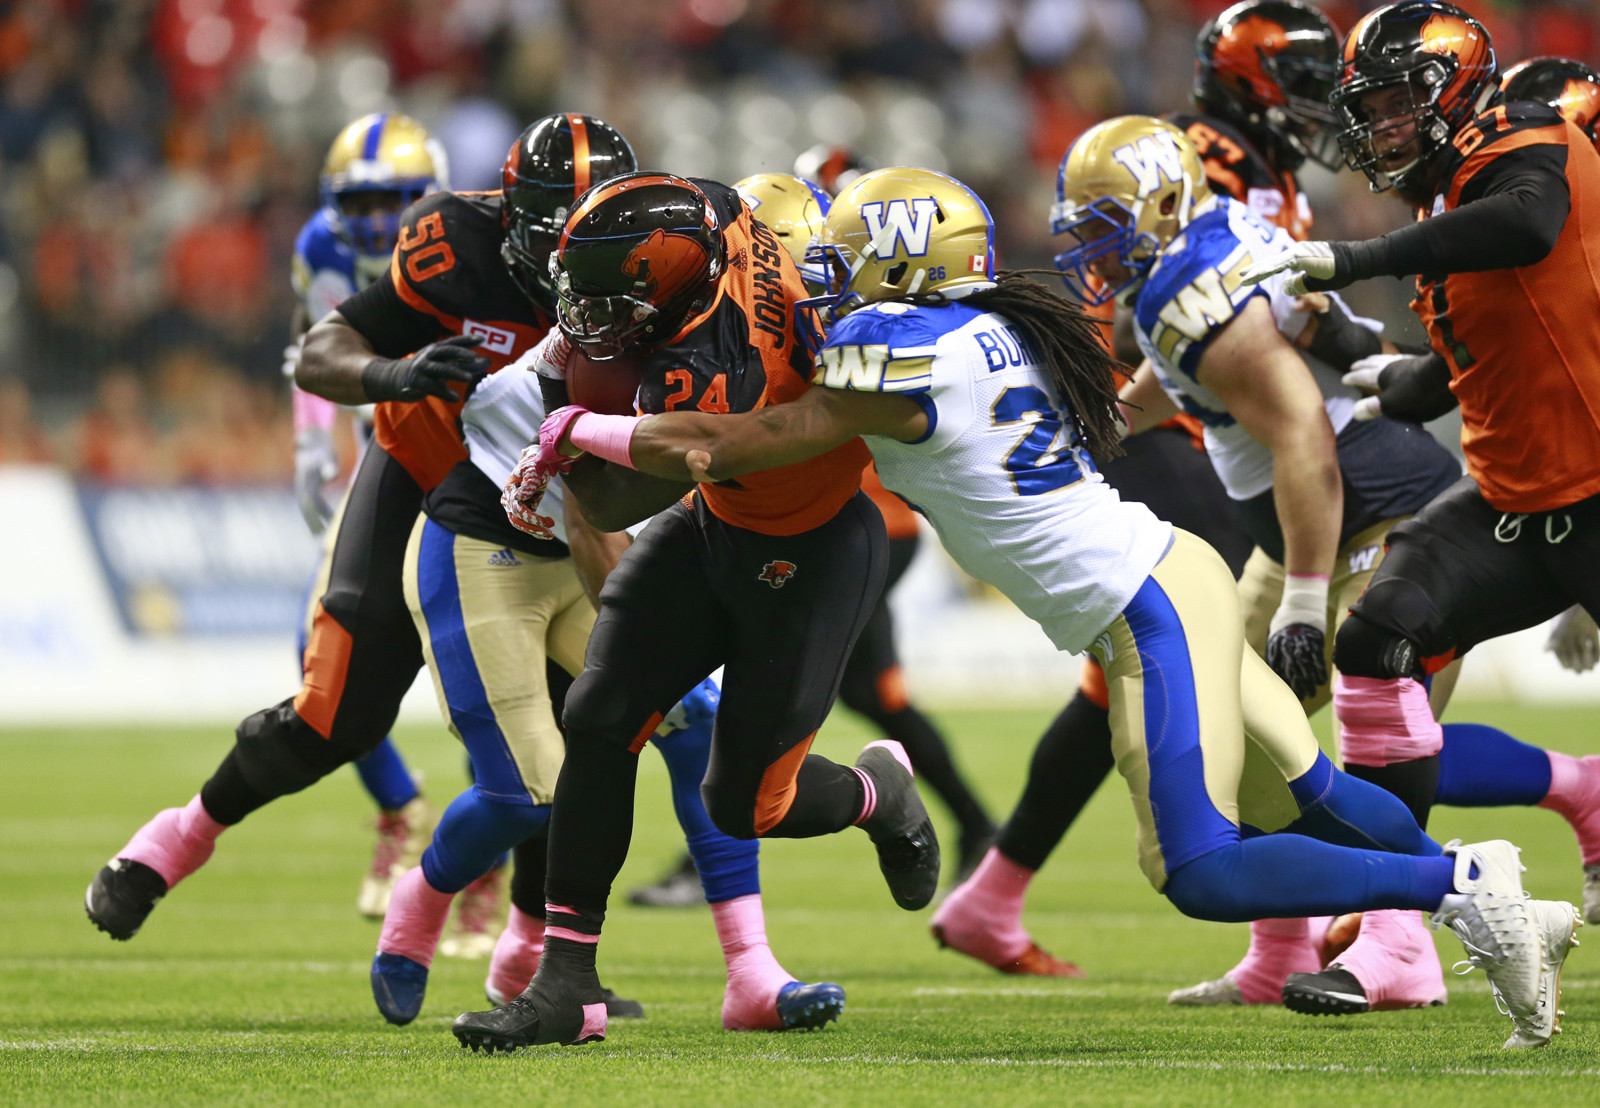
[758,560,797,588]
[860,198,940,258]
[1111,132,1187,195]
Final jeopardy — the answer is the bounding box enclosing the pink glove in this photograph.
[501,444,558,540]
[536,405,592,474]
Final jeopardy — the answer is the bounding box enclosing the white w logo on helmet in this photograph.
[860,198,941,258]
[1111,133,1187,197]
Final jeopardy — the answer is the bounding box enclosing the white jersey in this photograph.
[814,300,1172,653]
[1131,197,1370,501]
[460,357,569,546]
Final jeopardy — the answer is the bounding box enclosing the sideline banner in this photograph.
[76,485,320,636]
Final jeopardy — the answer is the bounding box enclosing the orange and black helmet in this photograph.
[1331,1,1497,196]
[1503,57,1600,150]
[551,173,725,359]
[1194,0,1342,171]
[500,113,636,308]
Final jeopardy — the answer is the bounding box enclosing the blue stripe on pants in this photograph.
[1122,574,1239,875]
[414,518,531,804]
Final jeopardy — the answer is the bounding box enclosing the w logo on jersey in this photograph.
[860,198,940,258]
[1111,133,1187,195]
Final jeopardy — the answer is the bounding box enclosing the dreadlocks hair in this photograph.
[908,270,1126,462]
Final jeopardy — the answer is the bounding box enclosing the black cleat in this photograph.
[455,972,610,1053]
[601,986,644,1020]
[626,853,703,909]
[1283,966,1372,1015]
[85,858,168,941]
[775,981,845,1030]
[855,741,941,911]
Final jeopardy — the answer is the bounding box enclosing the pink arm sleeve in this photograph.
[292,386,339,434]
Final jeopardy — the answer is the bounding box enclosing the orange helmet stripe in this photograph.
[569,112,591,197]
[558,174,705,250]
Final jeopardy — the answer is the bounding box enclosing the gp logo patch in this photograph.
[758,560,797,588]
[464,319,516,355]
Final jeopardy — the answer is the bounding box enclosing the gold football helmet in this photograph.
[733,172,831,267]
[806,166,995,321]
[321,112,448,258]
[1050,115,1206,305]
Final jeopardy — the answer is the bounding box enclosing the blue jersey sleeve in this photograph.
[291,210,359,315]
[813,302,980,394]
[1134,206,1267,380]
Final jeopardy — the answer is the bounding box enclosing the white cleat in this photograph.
[357,794,432,920]
[1504,900,1581,1050]
[1582,864,1600,927]
[1168,973,1243,1006]
[1431,840,1542,1033]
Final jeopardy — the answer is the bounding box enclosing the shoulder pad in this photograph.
[1136,205,1260,371]
[813,303,976,394]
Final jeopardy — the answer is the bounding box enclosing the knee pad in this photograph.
[232,698,353,798]
[699,778,758,841]
[1333,612,1421,680]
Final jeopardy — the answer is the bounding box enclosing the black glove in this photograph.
[1266,624,1328,701]
[361,335,489,403]
[1302,295,1384,370]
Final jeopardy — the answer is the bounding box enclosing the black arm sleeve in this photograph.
[1377,352,1458,423]
[336,267,452,359]
[1336,143,1570,279]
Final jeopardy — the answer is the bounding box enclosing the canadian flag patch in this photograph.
[968,254,987,273]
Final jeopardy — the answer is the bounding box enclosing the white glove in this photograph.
[1546,605,1600,674]
[282,337,305,380]
[1342,354,1408,422]
[525,328,574,380]
[294,426,340,535]
[1239,241,1337,297]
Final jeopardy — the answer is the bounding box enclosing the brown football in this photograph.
[566,346,644,415]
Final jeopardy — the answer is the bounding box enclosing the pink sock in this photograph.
[1228,918,1319,1004]
[1540,751,1600,864]
[928,847,1035,966]
[119,795,226,890]
[714,894,796,1031]
[1334,675,1444,764]
[378,867,454,968]
[486,905,545,1003]
[1333,908,1446,1009]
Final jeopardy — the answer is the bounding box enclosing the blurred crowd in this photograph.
[0,0,1596,484]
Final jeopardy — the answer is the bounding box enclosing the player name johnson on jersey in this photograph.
[813,299,1171,654]
[1132,196,1357,501]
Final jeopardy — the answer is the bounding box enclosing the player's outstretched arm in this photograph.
[297,311,381,405]
[628,386,927,484]
[560,460,694,534]
[1116,360,1179,437]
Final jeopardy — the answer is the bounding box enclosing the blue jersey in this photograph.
[290,209,389,321]
[1131,197,1358,501]
[815,299,1170,653]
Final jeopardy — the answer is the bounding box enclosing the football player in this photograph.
[932,0,1325,981]
[1245,0,1600,993]
[286,112,442,922]
[373,330,843,1030]
[523,165,1578,1050]
[739,172,997,877]
[452,171,940,1053]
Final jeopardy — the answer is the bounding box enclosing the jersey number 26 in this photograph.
[992,385,1088,496]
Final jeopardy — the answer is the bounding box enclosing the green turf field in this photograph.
[2,702,1597,1106]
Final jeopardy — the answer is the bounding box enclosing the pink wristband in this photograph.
[292,386,338,433]
[567,412,647,469]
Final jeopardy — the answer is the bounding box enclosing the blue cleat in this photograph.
[371,952,429,1026]
[775,981,846,1031]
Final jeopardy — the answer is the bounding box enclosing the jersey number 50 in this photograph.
[992,385,1087,496]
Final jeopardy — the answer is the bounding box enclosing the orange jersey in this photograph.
[1412,104,1600,512]
[633,180,867,536]
[1169,111,1313,241]
[338,191,552,492]
[860,462,919,539]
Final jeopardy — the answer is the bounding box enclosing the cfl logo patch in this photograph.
[758,560,797,588]
[464,319,516,355]
[861,198,940,258]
